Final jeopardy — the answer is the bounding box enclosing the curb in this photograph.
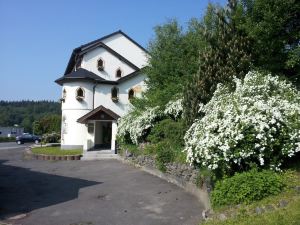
[24,148,82,161]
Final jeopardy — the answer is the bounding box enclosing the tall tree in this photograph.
[240,0,300,81]
[137,19,206,109]
[183,0,252,125]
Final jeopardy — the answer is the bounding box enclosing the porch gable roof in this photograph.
[77,105,120,123]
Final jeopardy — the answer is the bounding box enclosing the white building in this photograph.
[55,30,148,153]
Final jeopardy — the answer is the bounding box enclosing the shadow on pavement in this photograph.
[0,160,100,219]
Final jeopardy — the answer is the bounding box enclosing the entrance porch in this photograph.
[77,105,120,155]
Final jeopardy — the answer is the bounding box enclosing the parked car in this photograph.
[16,133,41,145]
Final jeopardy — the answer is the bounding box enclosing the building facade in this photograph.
[55,31,148,153]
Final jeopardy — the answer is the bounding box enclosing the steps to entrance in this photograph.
[81,150,120,160]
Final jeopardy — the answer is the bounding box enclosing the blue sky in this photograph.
[0,0,226,101]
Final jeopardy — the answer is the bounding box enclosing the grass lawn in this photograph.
[31,147,83,156]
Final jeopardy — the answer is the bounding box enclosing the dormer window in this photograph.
[76,87,85,101]
[128,89,134,101]
[116,68,122,78]
[97,58,104,71]
[111,87,119,102]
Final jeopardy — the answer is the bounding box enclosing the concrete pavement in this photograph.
[0,144,204,225]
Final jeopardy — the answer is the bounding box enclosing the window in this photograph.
[60,88,67,103]
[111,87,119,102]
[116,68,122,78]
[88,123,94,134]
[76,87,85,101]
[128,89,134,101]
[97,58,104,71]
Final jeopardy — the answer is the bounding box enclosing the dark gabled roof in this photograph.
[64,30,148,75]
[55,68,109,85]
[55,67,145,86]
[77,105,120,123]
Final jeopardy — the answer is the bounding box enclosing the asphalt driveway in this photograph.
[0,144,204,225]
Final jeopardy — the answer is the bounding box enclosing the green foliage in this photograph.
[155,141,175,172]
[211,169,284,207]
[0,100,61,133]
[42,132,61,143]
[0,137,15,142]
[240,0,300,80]
[147,119,186,146]
[119,143,140,156]
[183,0,252,125]
[32,147,82,156]
[141,19,206,108]
[33,114,61,135]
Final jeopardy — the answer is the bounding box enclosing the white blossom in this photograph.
[184,71,300,171]
[164,98,183,119]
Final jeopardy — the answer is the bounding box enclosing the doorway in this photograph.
[94,121,112,150]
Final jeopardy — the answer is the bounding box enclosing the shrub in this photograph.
[147,119,186,146]
[184,71,300,174]
[42,132,61,143]
[155,141,175,172]
[164,98,183,120]
[211,169,284,208]
[117,107,162,145]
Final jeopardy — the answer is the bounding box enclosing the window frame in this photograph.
[97,58,105,71]
[76,87,85,101]
[116,68,122,78]
[111,86,119,102]
[128,89,134,101]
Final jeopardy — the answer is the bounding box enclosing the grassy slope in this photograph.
[203,170,300,225]
[32,147,82,155]
[204,197,300,225]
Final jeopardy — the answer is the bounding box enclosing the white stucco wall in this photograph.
[61,109,88,148]
[61,82,94,111]
[61,82,94,149]
[93,73,147,116]
[102,33,149,68]
[82,47,135,81]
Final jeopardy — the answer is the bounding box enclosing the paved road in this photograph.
[0,142,31,150]
[0,145,204,225]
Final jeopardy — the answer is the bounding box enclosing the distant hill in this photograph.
[0,100,61,133]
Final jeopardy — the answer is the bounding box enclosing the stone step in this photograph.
[81,150,119,160]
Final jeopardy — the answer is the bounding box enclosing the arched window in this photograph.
[116,68,122,78]
[76,87,85,101]
[97,58,104,71]
[111,87,119,102]
[60,88,67,103]
[128,89,134,101]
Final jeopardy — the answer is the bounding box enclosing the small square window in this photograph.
[88,123,94,134]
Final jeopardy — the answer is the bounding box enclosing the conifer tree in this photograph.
[183,0,252,125]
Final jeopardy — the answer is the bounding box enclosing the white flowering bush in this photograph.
[184,71,300,173]
[164,98,183,119]
[117,106,162,145]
